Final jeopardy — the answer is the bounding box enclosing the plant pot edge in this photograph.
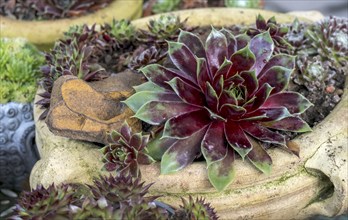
[0,0,143,48]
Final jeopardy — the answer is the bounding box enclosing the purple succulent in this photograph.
[101,121,155,177]
[125,27,312,190]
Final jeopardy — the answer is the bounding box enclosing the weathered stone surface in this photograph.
[46,70,143,144]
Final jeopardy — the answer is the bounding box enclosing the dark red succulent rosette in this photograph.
[125,27,313,191]
[101,121,155,177]
[247,14,293,53]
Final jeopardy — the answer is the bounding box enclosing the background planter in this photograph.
[0,102,38,191]
[30,8,348,219]
[0,0,143,50]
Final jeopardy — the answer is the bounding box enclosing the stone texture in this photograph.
[0,102,38,191]
[46,70,143,144]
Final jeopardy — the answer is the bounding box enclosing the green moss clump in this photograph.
[0,38,44,103]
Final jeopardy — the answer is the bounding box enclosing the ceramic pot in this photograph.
[0,102,39,191]
[0,0,143,50]
[30,8,348,219]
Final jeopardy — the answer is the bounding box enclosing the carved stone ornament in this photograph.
[0,102,39,190]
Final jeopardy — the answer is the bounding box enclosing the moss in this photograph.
[0,38,44,103]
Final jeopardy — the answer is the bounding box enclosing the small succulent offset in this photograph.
[306,16,348,70]
[147,14,187,41]
[129,46,167,70]
[152,0,181,14]
[0,38,44,103]
[131,15,188,69]
[173,196,218,220]
[13,184,78,219]
[88,175,168,219]
[101,121,155,177]
[13,174,172,219]
[247,14,293,53]
[125,28,313,190]
[109,19,137,44]
[71,197,119,220]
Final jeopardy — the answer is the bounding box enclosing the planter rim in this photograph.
[0,0,143,46]
[30,8,348,219]
[131,7,314,28]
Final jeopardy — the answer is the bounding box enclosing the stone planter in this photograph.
[0,102,39,191]
[30,8,348,219]
[0,0,143,50]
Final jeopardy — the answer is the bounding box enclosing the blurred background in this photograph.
[264,0,348,18]
[143,0,348,18]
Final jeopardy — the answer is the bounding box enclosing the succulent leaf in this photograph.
[168,41,198,82]
[162,109,210,139]
[249,31,274,74]
[205,27,228,73]
[262,116,312,133]
[207,148,235,191]
[258,66,292,94]
[123,91,180,113]
[224,121,252,159]
[134,101,200,125]
[161,127,207,174]
[146,130,177,160]
[247,138,272,174]
[179,30,206,58]
[167,77,206,106]
[228,44,256,77]
[263,92,313,114]
[201,122,227,165]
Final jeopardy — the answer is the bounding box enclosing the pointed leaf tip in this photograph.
[247,138,272,174]
[250,159,272,174]
[160,151,180,174]
[207,148,235,191]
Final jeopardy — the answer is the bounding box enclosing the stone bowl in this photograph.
[30,8,348,219]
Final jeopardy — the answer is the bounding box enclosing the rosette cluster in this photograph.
[125,27,312,190]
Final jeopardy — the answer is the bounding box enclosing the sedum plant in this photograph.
[101,121,155,177]
[125,28,313,190]
[0,38,44,103]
